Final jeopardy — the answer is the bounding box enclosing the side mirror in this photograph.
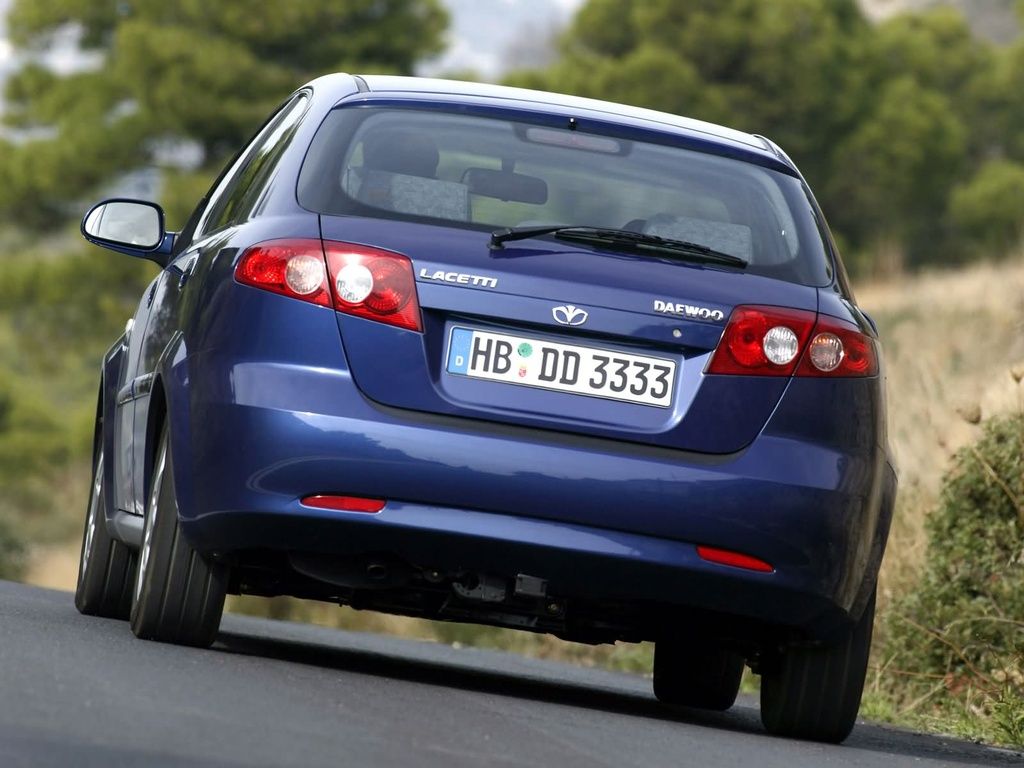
[82,199,173,265]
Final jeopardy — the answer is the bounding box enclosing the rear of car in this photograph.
[80,75,896,744]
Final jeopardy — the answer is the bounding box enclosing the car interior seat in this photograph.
[353,129,471,221]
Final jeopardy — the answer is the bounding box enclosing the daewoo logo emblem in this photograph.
[552,305,588,326]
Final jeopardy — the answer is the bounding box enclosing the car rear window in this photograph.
[297,105,832,286]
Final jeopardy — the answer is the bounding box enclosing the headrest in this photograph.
[363,129,440,178]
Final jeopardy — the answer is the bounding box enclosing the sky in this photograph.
[419,0,584,79]
[0,0,10,80]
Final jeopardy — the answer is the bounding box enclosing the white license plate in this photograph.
[446,327,676,408]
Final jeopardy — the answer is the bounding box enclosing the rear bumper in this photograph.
[189,501,863,638]
[171,356,896,639]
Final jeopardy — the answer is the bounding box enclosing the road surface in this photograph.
[1,581,1020,767]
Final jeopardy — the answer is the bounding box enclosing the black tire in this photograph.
[653,638,745,711]
[130,425,227,647]
[74,446,137,619]
[759,591,876,743]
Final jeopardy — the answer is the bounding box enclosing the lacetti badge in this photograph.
[418,269,498,288]
[653,299,725,322]
[552,305,588,326]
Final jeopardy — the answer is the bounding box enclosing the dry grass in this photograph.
[25,542,80,591]
[856,258,1024,605]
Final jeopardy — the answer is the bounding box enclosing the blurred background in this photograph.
[0,0,1021,746]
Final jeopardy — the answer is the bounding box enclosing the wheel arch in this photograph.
[850,459,897,623]
[143,374,168,510]
[141,331,194,526]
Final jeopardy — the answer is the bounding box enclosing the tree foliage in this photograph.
[0,0,448,228]
[950,160,1024,256]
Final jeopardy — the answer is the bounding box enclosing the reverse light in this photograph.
[763,325,800,365]
[301,495,386,513]
[335,262,374,304]
[697,545,774,573]
[235,239,423,332]
[707,305,878,378]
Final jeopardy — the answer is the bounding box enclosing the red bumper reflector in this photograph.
[697,545,774,573]
[301,495,386,513]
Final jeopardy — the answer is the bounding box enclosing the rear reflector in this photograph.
[696,545,774,573]
[301,495,386,513]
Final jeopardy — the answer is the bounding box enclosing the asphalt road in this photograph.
[1,581,1021,768]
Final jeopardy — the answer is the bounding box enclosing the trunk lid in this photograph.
[322,215,818,454]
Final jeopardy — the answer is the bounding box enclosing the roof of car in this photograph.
[352,75,787,169]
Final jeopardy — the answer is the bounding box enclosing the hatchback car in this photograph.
[75,74,895,743]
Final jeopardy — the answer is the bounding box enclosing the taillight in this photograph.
[706,306,816,376]
[796,315,878,377]
[707,305,877,378]
[323,241,422,332]
[235,239,331,307]
[235,239,422,332]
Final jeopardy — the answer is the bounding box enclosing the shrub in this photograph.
[879,409,1024,745]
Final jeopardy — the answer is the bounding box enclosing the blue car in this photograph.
[75,75,895,743]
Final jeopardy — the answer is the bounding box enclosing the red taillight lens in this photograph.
[235,239,422,332]
[796,315,878,377]
[706,306,817,376]
[324,241,422,332]
[697,545,774,573]
[301,495,386,513]
[707,305,878,378]
[235,239,331,306]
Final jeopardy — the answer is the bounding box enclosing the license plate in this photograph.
[446,327,676,408]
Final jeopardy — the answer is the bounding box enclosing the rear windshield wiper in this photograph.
[490,225,748,269]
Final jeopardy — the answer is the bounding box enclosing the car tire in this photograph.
[653,638,745,711]
[130,425,227,647]
[74,447,137,619]
[759,590,876,743]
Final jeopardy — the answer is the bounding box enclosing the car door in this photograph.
[113,276,160,515]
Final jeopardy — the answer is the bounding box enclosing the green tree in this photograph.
[0,0,448,229]
[825,77,967,268]
[1000,24,1024,163]
[868,9,1004,164]
[950,160,1024,256]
